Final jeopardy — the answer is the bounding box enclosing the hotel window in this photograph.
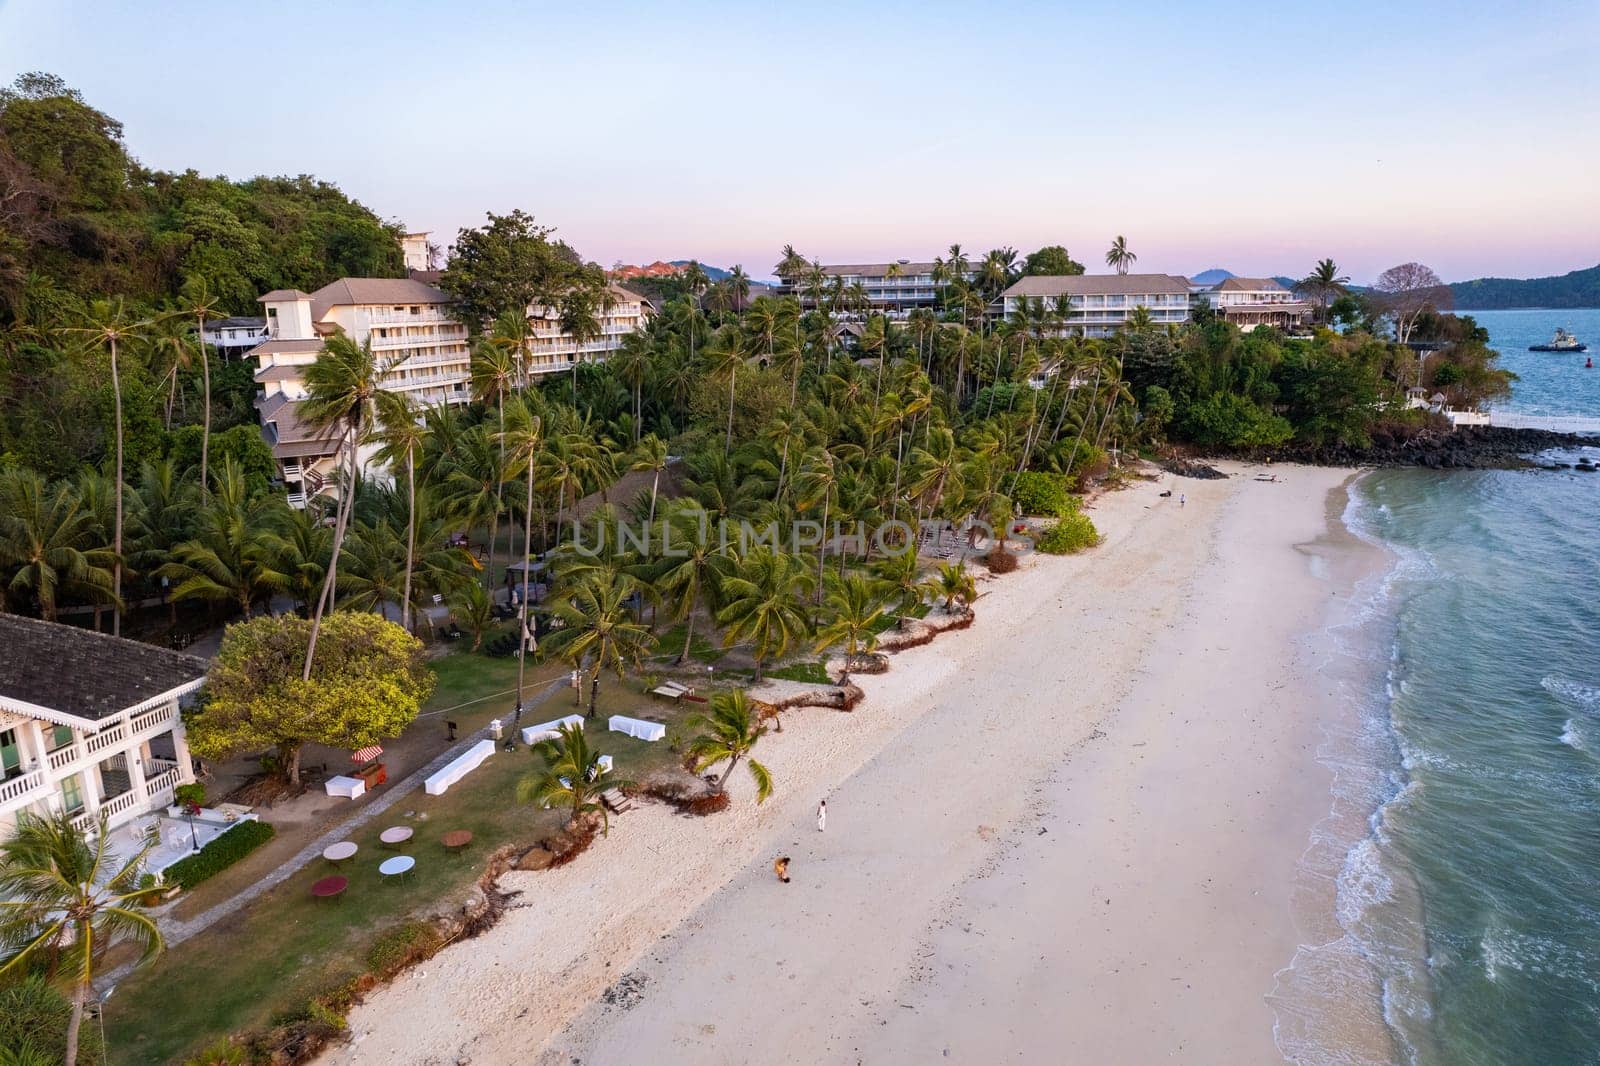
[48,725,74,751]
[60,773,84,814]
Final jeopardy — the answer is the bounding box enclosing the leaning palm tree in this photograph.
[59,298,164,636]
[1297,258,1350,323]
[687,690,772,802]
[0,811,165,1066]
[813,573,890,681]
[517,723,633,832]
[1105,235,1135,275]
[716,547,815,687]
[297,332,391,679]
[542,572,658,710]
[0,469,116,621]
[629,434,670,525]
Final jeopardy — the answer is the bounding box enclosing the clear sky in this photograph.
[2,0,1597,283]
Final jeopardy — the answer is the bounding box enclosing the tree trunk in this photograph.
[516,456,535,708]
[198,313,212,500]
[677,604,697,665]
[111,336,124,638]
[280,740,303,785]
[401,449,415,631]
[725,369,736,457]
[648,468,660,526]
[66,976,86,1066]
[715,752,740,791]
[304,423,358,681]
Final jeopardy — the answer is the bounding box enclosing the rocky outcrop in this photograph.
[1247,426,1595,470]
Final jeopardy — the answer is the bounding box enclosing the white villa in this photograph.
[200,316,270,359]
[250,277,651,506]
[1,614,204,842]
[995,273,1194,337]
[1193,277,1313,331]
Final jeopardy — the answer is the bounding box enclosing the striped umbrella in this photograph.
[351,745,384,764]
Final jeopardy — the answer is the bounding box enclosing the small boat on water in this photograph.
[1529,328,1587,353]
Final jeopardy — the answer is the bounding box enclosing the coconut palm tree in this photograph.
[1124,304,1155,333]
[0,811,165,1066]
[450,582,494,650]
[543,572,657,707]
[371,393,429,630]
[1105,235,1135,275]
[264,503,331,615]
[610,331,654,440]
[517,723,632,832]
[687,690,772,802]
[498,396,543,708]
[629,433,669,525]
[442,423,508,589]
[716,546,814,686]
[727,265,751,312]
[157,458,287,619]
[59,298,163,636]
[705,325,750,457]
[651,502,733,665]
[1297,258,1350,323]
[559,284,603,403]
[934,561,976,612]
[176,279,225,496]
[297,332,391,679]
[0,469,115,621]
[814,573,890,681]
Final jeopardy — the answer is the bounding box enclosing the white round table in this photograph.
[379,855,416,882]
[322,841,358,865]
[379,826,413,849]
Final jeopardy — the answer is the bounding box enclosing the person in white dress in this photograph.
[817,799,827,832]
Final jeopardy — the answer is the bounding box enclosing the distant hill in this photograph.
[669,259,733,282]
[1189,268,1235,286]
[1450,264,1600,309]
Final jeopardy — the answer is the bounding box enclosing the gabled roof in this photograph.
[0,614,207,725]
[258,289,312,303]
[1215,277,1289,292]
[1002,273,1192,298]
[309,278,450,320]
[816,261,941,278]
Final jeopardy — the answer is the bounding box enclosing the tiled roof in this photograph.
[0,614,207,723]
[309,278,449,320]
[258,289,312,303]
[816,261,941,278]
[1002,273,1192,298]
[1215,277,1289,292]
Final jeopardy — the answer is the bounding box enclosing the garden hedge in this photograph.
[162,819,276,890]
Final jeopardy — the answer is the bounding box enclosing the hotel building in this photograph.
[1193,277,1313,331]
[995,274,1194,337]
[776,260,975,318]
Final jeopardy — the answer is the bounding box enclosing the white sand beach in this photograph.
[329,462,1381,1065]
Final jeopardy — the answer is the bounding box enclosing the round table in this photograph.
[310,875,347,902]
[322,841,358,865]
[378,855,416,882]
[379,826,414,850]
[441,830,473,856]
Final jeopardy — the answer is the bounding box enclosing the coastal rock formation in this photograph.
[1251,426,1596,470]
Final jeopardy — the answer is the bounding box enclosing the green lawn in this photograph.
[104,649,703,1064]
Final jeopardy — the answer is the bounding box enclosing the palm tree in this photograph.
[264,503,331,615]
[610,331,653,441]
[1297,258,1350,323]
[0,811,165,1066]
[651,503,733,665]
[442,423,508,590]
[705,325,750,457]
[450,582,494,650]
[717,547,814,686]
[687,690,772,801]
[0,470,115,621]
[60,298,163,637]
[517,723,632,832]
[157,460,287,618]
[629,434,670,525]
[371,393,429,631]
[934,561,976,612]
[1105,235,1135,275]
[543,572,657,707]
[498,396,543,708]
[559,284,603,403]
[1124,305,1155,333]
[727,265,751,313]
[814,573,889,681]
[297,332,391,679]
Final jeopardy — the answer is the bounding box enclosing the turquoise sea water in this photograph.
[1310,313,1600,1064]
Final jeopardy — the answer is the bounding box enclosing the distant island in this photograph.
[1448,263,1600,310]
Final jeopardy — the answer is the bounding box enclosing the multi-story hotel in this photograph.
[1,614,203,847]
[1192,277,1313,331]
[995,274,1194,337]
[776,260,975,318]
[249,278,650,506]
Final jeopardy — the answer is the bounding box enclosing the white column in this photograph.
[170,716,196,787]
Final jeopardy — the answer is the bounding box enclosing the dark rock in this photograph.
[1222,426,1597,471]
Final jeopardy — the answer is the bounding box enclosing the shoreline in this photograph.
[330,463,1374,1065]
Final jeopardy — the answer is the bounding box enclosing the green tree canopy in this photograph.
[1022,245,1085,277]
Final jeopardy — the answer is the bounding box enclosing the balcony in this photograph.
[0,769,47,809]
[363,308,456,326]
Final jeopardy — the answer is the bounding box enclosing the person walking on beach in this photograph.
[774,856,791,883]
[817,799,827,832]
[1179,493,1186,508]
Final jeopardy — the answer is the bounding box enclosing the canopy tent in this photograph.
[351,744,384,764]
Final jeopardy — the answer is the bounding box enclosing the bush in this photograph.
[0,976,105,1065]
[1036,513,1101,554]
[984,547,1019,574]
[162,818,275,890]
[1010,471,1074,518]
[173,782,206,808]
[366,921,444,979]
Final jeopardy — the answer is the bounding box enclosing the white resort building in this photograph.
[249,278,650,507]
[201,316,270,359]
[995,274,1194,337]
[776,260,975,318]
[1193,277,1313,331]
[1,614,203,843]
